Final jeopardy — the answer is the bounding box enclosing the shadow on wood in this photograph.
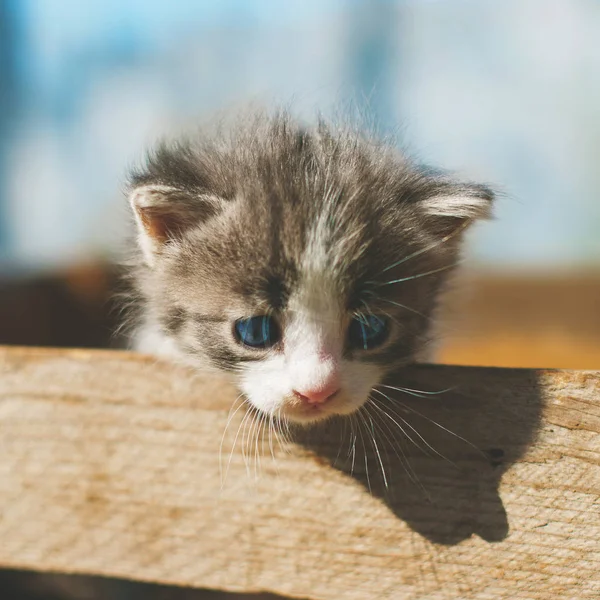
[294,365,542,545]
[0,567,283,600]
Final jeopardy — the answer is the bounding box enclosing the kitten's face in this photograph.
[129,115,493,424]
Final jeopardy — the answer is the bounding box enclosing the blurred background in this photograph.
[1,0,599,368]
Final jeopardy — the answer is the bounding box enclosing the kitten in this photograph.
[126,111,493,424]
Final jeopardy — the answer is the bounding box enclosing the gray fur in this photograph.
[125,110,493,392]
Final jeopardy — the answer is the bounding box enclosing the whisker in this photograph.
[355,409,372,494]
[254,411,262,480]
[378,308,404,329]
[240,406,253,476]
[380,383,455,397]
[228,403,254,482]
[274,406,292,449]
[333,417,349,469]
[379,385,447,400]
[371,261,465,287]
[243,407,260,478]
[367,399,428,491]
[362,407,388,488]
[370,390,432,456]
[349,414,358,476]
[376,388,486,457]
[382,387,432,400]
[279,407,292,446]
[267,410,277,466]
[376,297,429,319]
[371,390,457,468]
[254,411,266,480]
[379,220,471,274]
[365,397,429,497]
[219,393,246,487]
[401,387,455,396]
[272,409,288,455]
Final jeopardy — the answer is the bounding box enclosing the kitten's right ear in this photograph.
[129,184,222,266]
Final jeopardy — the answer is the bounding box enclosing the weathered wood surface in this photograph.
[0,346,598,599]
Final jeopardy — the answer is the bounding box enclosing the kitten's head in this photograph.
[128,113,493,424]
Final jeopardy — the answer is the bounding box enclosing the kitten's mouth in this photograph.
[283,405,332,424]
[280,392,364,424]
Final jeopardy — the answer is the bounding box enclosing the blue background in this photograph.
[1,0,599,273]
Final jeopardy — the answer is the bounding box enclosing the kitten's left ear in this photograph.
[129,184,223,266]
[419,182,495,226]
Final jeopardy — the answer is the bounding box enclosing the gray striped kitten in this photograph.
[127,112,493,424]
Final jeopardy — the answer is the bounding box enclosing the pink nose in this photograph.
[293,381,341,405]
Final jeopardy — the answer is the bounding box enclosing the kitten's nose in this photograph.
[293,381,341,405]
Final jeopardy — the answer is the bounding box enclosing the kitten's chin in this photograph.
[279,403,339,425]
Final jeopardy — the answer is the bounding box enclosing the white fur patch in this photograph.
[421,194,492,220]
[133,321,181,358]
[239,236,383,424]
[303,205,331,275]
[240,351,381,424]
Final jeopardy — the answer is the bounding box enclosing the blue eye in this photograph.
[348,314,388,350]
[234,315,280,349]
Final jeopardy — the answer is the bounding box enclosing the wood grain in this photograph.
[0,346,599,599]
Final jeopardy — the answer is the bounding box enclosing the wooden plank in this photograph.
[437,274,600,369]
[0,346,598,599]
